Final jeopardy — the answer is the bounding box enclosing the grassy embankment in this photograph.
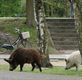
[0,18,55,53]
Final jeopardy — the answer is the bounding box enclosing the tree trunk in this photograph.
[34,0,53,68]
[26,0,35,27]
[69,0,74,18]
[75,0,82,57]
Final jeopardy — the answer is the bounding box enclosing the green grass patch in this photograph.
[0,64,82,76]
[0,25,37,41]
[0,20,37,42]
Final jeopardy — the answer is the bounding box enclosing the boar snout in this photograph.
[9,67,14,71]
[65,67,68,70]
[9,68,13,71]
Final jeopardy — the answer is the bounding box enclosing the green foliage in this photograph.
[0,0,82,17]
[44,0,82,17]
[0,0,25,17]
[79,0,82,18]
[43,0,69,17]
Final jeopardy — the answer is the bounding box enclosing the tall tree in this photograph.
[75,0,82,56]
[26,0,35,27]
[34,0,52,67]
[69,0,74,18]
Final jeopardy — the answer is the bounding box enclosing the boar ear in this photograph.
[4,58,12,63]
[65,59,67,62]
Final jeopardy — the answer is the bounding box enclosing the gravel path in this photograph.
[0,71,81,80]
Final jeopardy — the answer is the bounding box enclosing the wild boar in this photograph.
[65,50,81,71]
[4,48,42,72]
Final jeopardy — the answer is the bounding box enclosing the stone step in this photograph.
[47,22,75,26]
[46,17,75,23]
[53,41,79,45]
[48,25,75,29]
[55,45,79,50]
[50,30,77,33]
[51,33,79,37]
[49,28,77,33]
[52,37,79,41]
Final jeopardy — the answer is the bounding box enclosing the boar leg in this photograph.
[36,62,42,72]
[73,64,78,71]
[75,65,78,71]
[20,64,24,71]
[31,62,36,71]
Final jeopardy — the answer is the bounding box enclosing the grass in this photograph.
[0,25,37,41]
[0,19,37,42]
[0,64,82,76]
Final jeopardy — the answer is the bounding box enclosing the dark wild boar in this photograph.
[4,48,42,72]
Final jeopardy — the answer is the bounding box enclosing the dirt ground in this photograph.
[0,58,66,67]
[51,60,66,67]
